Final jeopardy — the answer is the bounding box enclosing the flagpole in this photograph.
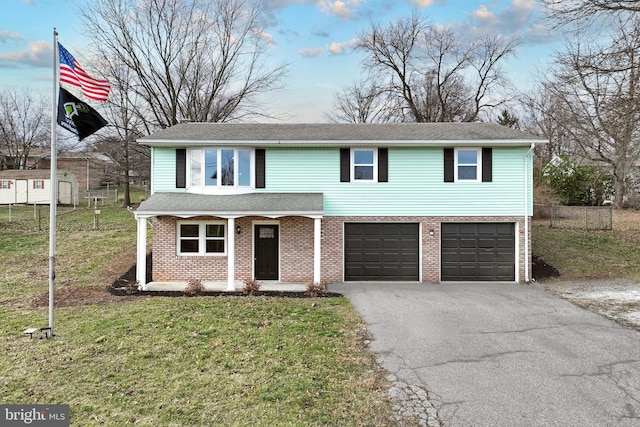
[49,28,59,337]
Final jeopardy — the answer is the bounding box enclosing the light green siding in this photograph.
[150,146,534,216]
[260,147,533,216]
[151,147,185,193]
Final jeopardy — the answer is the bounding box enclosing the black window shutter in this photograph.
[176,149,186,188]
[444,148,454,182]
[378,148,388,182]
[340,148,350,182]
[482,147,492,182]
[255,149,266,188]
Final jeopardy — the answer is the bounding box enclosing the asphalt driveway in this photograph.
[333,282,640,426]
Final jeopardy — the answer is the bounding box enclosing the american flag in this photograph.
[58,42,110,102]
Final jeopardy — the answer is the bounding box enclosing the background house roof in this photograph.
[139,123,548,147]
[0,170,75,180]
[136,192,324,218]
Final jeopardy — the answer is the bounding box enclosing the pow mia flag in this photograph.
[57,87,108,141]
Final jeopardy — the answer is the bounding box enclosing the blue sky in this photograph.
[0,0,560,123]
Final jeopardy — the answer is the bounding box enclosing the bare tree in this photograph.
[543,0,640,26]
[94,64,150,206]
[353,14,518,123]
[545,19,640,208]
[326,80,405,123]
[81,0,288,128]
[0,88,49,170]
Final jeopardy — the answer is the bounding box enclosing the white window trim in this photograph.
[351,148,377,182]
[454,147,482,183]
[177,220,227,256]
[187,148,255,194]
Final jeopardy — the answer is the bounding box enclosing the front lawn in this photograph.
[0,205,393,426]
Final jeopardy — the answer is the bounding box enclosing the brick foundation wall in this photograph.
[151,216,315,283]
[151,215,531,284]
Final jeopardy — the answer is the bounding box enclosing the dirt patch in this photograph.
[532,255,560,281]
[542,279,640,332]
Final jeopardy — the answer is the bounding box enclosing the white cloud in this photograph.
[318,0,363,19]
[0,31,23,43]
[327,38,358,54]
[465,0,547,43]
[299,47,324,57]
[0,41,51,68]
[408,0,444,7]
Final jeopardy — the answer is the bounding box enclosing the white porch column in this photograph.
[313,217,322,284]
[136,216,148,289]
[227,217,236,291]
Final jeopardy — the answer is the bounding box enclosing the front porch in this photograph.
[134,192,324,289]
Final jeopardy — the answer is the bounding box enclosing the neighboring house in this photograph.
[2,149,118,192]
[134,123,547,290]
[0,169,79,205]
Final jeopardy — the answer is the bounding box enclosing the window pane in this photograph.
[458,150,477,165]
[206,224,225,237]
[190,149,202,186]
[221,149,234,186]
[354,150,374,164]
[205,149,218,186]
[355,165,374,180]
[180,224,199,237]
[238,150,251,187]
[458,166,477,180]
[206,240,225,253]
[180,240,199,253]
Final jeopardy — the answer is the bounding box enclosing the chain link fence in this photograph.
[533,204,613,230]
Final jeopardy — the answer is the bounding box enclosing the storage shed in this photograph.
[0,170,79,205]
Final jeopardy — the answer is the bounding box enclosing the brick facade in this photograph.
[151,214,531,284]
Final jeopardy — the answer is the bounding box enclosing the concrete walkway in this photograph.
[333,282,640,427]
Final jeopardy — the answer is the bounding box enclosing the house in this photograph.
[133,123,547,290]
[0,169,79,205]
[2,148,120,193]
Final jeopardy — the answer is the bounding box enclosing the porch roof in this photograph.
[135,192,324,218]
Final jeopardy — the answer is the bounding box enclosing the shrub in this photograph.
[184,279,205,296]
[305,281,327,297]
[243,278,262,295]
[542,155,613,206]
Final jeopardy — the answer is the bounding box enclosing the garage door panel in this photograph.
[345,223,419,281]
[441,223,515,282]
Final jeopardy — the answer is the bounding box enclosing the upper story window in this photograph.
[444,147,492,183]
[352,149,377,181]
[340,148,388,183]
[455,148,481,182]
[189,148,253,191]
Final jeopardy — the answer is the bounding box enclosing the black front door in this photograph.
[255,225,279,280]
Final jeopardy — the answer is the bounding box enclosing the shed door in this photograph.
[15,180,27,204]
[345,223,419,281]
[441,223,515,281]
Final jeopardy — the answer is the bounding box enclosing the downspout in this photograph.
[524,143,536,283]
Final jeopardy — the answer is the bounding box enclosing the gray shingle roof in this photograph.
[136,192,323,217]
[139,123,547,146]
[0,170,72,179]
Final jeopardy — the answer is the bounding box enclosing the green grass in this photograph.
[0,205,393,426]
[532,224,640,281]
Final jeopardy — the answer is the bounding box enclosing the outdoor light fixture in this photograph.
[429,229,435,236]
[236,225,241,235]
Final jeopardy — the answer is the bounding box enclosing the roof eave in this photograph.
[139,139,548,147]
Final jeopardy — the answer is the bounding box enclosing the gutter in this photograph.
[524,143,536,282]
